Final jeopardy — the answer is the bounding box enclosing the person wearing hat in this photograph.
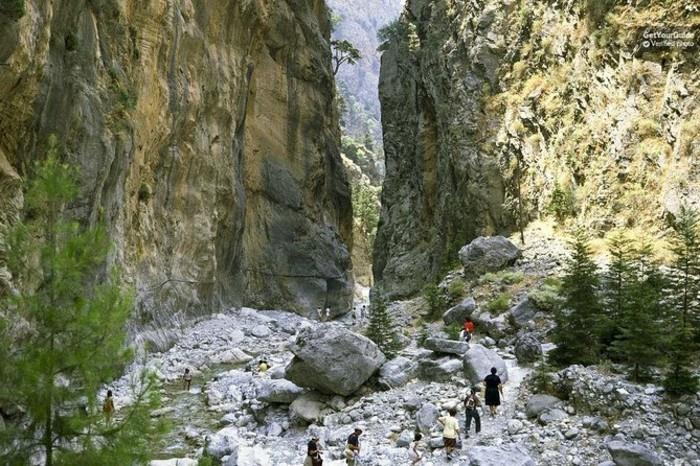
[344,428,363,465]
[304,435,322,466]
[463,387,482,437]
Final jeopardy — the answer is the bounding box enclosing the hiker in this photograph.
[408,432,424,465]
[484,367,504,416]
[183,368,193,391]
[258,360,270,373]
[344,428,362,465]
[354,305,363,325]
[315,307,322,321]
[460,317,475,342]
[438,408,460,461]
[103,390,115,424]
[324,307,331,321]
[304,435,323,466]
[463,387,481,437]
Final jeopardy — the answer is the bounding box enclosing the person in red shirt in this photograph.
[460,317,475,342]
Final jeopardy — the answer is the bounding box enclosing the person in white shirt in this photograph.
[438,408,460,460]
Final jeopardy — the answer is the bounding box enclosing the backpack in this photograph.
[102,398,113,413]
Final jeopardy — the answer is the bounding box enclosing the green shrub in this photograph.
[117,86,137,110]
[423,283,449,321]
[547,184,575,222]
[480,270,524,285]
[65,32,79,51]
[447,280,465,300]
[529,358,558,396]
[445,323,461,340]
[0,0,25,20]
[416,323,430,346]
[528,282,563,312]
[485,292,512,314]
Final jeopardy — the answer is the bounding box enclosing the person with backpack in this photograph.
[344,428,362,465]
[304,435,323,466]
[437,408,460,461]
[463,387,481,437]
[257,360,270,373]
[408,432,424,465]
[102,390,115,425]
[182,368,193,391]
[460,317,475,342]
[484,367,504,416]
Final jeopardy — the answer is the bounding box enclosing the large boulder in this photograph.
[442,297,477,325]
[255,379,304,404]
[538,408,568,425]
[289,394,329,424]
[379,356,418,388]
[509,299,538,327]
[606,441,663,466]
[205,426,240,460]
[415,403,439,433]
[284,325,385,396]
[471,310,508,340]
[418,357,463,381]
[459,236,522,276]
[525,394,563,419]
[466,445,535,466]
[289,393,333,424]
[514,333,542,364]
[423,337,470,355]
[462,344,508,385]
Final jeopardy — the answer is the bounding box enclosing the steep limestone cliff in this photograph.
[0,0,353,323]
[375,0,699,298]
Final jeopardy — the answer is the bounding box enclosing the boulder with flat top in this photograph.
[459,236,522,276]
[284,324,385,396]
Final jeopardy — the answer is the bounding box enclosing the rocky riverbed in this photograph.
[105,305,699,466]
[106,231,700,466]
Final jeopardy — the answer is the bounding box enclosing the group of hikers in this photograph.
[315,305,368,325]
[304,366,504,464]
[304,428,363,466]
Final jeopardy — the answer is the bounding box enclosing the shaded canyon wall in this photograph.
[0,0,353,324]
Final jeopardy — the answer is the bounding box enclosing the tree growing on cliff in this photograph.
[549,230,605,366]
[352,181,380,249]
[663,206,700,396]
[331,39,361,76]
[366,291,400,358]
[0,136,165,465]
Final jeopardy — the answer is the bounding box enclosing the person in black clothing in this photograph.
[484,367,504,416]
[304,436,322,466]
[344,428,362,465]
[463,387,481,436]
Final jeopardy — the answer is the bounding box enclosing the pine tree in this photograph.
[0,137,165,465]
[611,240,666,381]
[365,290,400,358]
[549,230,604,366]
[601,231,635,351]
[663,206,700,396]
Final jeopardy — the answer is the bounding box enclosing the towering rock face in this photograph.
[0,0,353,322]
[375,0,699,298]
